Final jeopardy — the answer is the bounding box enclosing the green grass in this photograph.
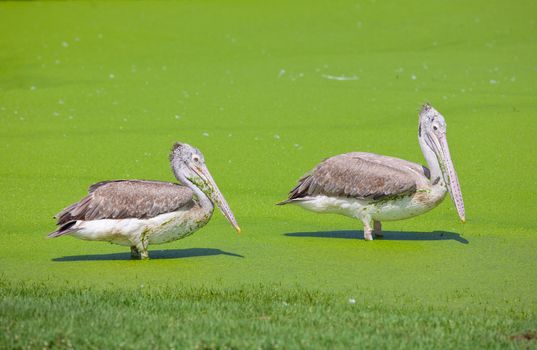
[1,281,536,349]
[1,0,537,348]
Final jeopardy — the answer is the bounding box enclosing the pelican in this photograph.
[48,142,240,259]
[278,103,465,240]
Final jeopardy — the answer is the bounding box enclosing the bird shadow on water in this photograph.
[53,248,244,262]
[285,230,469,244]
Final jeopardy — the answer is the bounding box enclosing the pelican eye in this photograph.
[192,155,200,162]
[433,125,438,131]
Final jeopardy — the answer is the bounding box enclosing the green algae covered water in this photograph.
[1,1,536,348]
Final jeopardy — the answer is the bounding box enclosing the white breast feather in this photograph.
[70,210,211,246]
[294,185,446,222]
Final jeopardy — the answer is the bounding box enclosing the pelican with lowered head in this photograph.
[278,103,465,240]
[49,142,240,259]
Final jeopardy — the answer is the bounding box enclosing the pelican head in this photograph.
[169,142,241,233]
[419,104,466,223]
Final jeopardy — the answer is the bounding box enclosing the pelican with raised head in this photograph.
[278,104,465,240]
[48,142,240,259]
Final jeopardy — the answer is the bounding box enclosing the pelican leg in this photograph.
[139,249,149,260]
[135,242,149,260]
[362,217,374,241]
[133,229,150,260]
[373,220,383,237]
[130,246,140,259]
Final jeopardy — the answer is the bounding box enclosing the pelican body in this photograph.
[49,142,240,259]
[278,104,465,240]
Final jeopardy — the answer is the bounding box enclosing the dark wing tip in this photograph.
[277,198,307,205]
[47,230,63,238]
[48,221,77,238]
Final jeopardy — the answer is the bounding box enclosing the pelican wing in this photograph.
[55,180,195,225]
[348,152,430,180]
[283,152,427,202]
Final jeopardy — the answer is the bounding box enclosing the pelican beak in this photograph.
[431,132,466,223]
[192,164,241,234]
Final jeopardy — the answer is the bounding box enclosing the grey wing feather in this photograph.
[349,152,430,180]
[55,180,194,225]
[283,153,424,202]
